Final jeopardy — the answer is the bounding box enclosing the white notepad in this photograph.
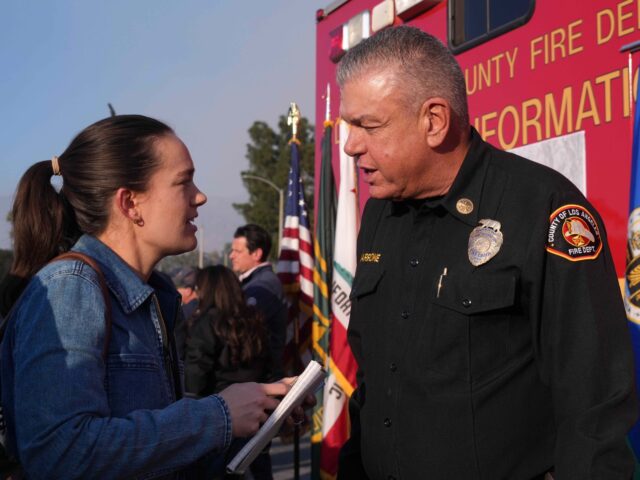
[226,360,326,475]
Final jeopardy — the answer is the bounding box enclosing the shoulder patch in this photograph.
[546,204,602,261]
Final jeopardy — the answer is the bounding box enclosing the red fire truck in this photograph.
[315,0,640,276]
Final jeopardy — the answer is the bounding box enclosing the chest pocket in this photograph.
[350,265,385,301]
[106,353,167,416]
[349,266,386,362]
[433,272,516,314]
[426,272,518,384]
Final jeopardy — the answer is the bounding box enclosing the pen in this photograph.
[437,267,448,298]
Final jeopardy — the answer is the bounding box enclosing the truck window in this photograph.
[449,0,534,53]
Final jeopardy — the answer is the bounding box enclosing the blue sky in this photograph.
[0,1,317,251]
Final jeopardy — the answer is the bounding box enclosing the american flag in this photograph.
[277,140,314,374]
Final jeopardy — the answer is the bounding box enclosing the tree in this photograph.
[234,115,314,259]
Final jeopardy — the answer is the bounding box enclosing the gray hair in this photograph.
[337,26,469,127]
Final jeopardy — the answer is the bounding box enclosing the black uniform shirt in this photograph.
[341,129,637,480]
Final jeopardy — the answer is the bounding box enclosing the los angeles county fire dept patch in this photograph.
[546,204,602,261]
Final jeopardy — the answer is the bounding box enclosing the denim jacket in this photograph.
[0,235,232,479]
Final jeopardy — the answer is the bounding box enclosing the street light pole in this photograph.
[241,174,285,254]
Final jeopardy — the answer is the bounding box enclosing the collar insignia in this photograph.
[456,198,474,215]
[468,219,503,266]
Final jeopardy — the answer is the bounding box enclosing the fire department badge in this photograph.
[468,219,503,266]
[546,204,602,261]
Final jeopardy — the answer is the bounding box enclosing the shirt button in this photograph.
[386,388,392,397]
[401,311,409,319]
[410,259,419,267]
[390,362,397,372]
[462,298,472,308]
[384,418,392,427]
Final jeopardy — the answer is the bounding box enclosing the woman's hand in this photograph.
[218,380,292,437]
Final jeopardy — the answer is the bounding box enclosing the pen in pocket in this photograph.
[436,267,448,298]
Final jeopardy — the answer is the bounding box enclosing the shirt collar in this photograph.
[238,262,271,282]
[72,234,178,314]
[386,127,489,227]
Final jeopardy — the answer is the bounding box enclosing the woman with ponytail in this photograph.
[0,158,80,317]
[0,115,292,479]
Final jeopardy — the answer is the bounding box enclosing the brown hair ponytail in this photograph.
[9,114,173,281]
[10,160,80,279]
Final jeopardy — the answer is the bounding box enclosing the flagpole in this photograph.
[287,103,302,372]
[277,100,314,479]
[310,84,338,480]
[629,52,634,137]
[621,41,640,136]
[325,83,331,125]
[288,101,302,480]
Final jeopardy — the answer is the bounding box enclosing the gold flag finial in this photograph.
[287,102,301,142]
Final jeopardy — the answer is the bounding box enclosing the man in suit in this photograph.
[230,224,287,378]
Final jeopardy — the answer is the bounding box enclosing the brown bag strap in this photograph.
[50,252,112,360]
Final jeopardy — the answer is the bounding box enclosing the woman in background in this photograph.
[0,114,290,479]
[185,265,274,395]
[185,265,275,479]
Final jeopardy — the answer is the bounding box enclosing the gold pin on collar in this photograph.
[456,198,474,214]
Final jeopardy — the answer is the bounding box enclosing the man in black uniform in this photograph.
[337,26,637,479]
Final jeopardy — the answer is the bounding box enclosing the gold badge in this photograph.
[456,198,474,214]
[468,219,503,266]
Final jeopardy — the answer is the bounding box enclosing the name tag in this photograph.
[360,253,381,263]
